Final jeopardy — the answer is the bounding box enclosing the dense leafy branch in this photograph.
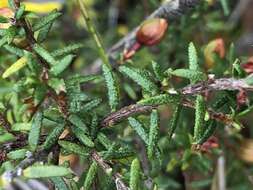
[1,0,252,189]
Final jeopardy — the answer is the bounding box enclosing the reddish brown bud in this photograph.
[123,18,168,60]
[0,7,14,29]
[136,18,168,46]
[236,89,249,109]
[241,57,253,74]
[204,38,226,69]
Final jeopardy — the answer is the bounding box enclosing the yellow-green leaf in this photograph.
[2,56,27,78]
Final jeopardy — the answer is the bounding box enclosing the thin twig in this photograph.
[101,99,233,128]
[181,77,253,95]
[77,0,112,69]
[101,76,251,128]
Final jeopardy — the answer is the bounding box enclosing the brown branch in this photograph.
[84,0,201,74]
[101,99,233,128]
[181,77,253,95]
[101,104,155,127]
[101,77,250,128]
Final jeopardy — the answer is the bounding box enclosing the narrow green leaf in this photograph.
[2,56,27,78]
[84,161,98,190]
[90,113,98,138]
[119,65,159,95]
[196,121,217,145]
[148,110,159,160]
[33,44,56,65]
[42,124,65,150]
[34,85,47,105]
[33,10,62,31]
[58,140,90,157]
[123,83,137,100]
[128,117,149,144]
[23,166,71,178]
[52,43,84,57]
[8,0,15,9]
[6,26,16,44]
[220,0,230,16]
[0,36,8,47]
[188,42,199,71]
[28,111,43,151]
[37,23,53,43]
[168,104,182,140]
[138,94,181,106]
[193,95,206,142]
[68,114,88,134]
[130,158,141,190]
[15,4,25,19]
[171,69,206,82]
[12,122,31,131]
[50,54,74,76]
[228,43,235,64]
[67,74,101,85]
[51,177,69,190]
[152,61,164,81]
[102,64,119,112]
[7,149,27,160]
[80,98,102,112]
[100,148,134,160]
[3,44,24,57]
[97,133,111,149]
[71,126,94,148]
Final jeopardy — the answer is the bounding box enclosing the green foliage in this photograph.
[33,10,62,32]
[15,4,25,19]
[42,123,65,150]
[28,111,43,151]
[152,61,164,81]
[102,64,120,112]
[128,117,149,144]
[196,121,217,145]
[193,95,207,142]
[138,94,181,106]
[7,149,27,160]
[170,69,207,82]
[50,54,75,76]
[168,104,182,140]
[51,177,69,190]
[148,110,159,159]
[2,56,27,78]
[188,42,199,71]
[33,44,56,65]
[0,1,252,190]
[51,43,84,57]
[58,140,90,157]
[119,65,159,96]
[23,165,71,178]
[220,0,230,16]
[130,158,141,190]
[84,161,98,190]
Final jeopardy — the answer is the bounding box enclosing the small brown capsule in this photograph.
[136,18,168,46]
[123,18,168,60]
